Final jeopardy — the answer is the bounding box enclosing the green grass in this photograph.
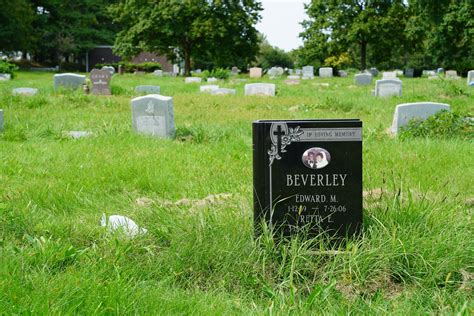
[0,71,473,314]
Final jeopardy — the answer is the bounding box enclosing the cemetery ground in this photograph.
[0,71,473,314]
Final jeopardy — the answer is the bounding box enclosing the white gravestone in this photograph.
[390,102,451,134]
[207,77,218,83]
[101,66,115,75]
[467,70,474,86]
[244,83,276,96]
[295,69,302,76]
[200,85,219,93]
[319,67,333,78]
[211,88,236,95]
[135,85,161,94]
[0,109,3,132]
[12,88,38,96]
[249,67,263,78]
[302,66,314,79]
[185,77,202,83]
[373,79,402,97]
[354,73,372,85]
[153,70,163,77]
[131,95,175,138]
[54,73,86,90]
[382,72,397,79]
[288,75,300,80]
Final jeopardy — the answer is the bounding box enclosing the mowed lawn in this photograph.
[0,71,473,314]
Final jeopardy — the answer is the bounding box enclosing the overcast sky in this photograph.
[256,0,310,52]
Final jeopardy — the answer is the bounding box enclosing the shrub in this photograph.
[0,61,19,78]
[399,110,473,140]
[94,62,161,73]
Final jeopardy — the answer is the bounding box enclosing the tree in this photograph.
[255,35,294,69]
[0,0,35,54]
[30,0,118,64]
[407,0,473,71]
[299,0,408,70]
[110,0,262,75]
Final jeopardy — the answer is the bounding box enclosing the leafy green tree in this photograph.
[30,0,118,64]
[110,0,262,75]
[300,0,408,70]
[407,0,473,71]
[255,35,294,69]
[0,0,35,54]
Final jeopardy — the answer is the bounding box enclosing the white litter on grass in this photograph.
[101,213,147,237]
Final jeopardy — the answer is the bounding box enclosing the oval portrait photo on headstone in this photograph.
[302,147,331,170]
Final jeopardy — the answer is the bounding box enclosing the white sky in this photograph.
[256,0,310,52]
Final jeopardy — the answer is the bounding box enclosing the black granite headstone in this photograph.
[253,119,362,238]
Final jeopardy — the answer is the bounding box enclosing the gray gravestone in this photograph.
[268,67,284,78]
[390,102,451,134]
[12,87,38,96]
[368,68,379,77]
[0,109,3,132]
[354,73,372,85]
[245,83,275,96]
[135,85,161,94]
[207,77,218,83]
[338,70,348,77]
[405,68,414,78]
[101,66,115,75]
[185,77,202,83]
[302,66,314,79]
[200,85,219,93]
[467,70,474,86]
[153,70,163,77]
[54,73,86,90]
[231,66,240,75]
[373,79,402,97]
[131,94,175,138]
[211,88,236,95]
[295,69,302,76]
[0,73,11,81]
[90,69,111,95]
[319,67,333,78]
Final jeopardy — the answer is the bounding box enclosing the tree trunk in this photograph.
[360,41,367,71]
[183,49,191,76]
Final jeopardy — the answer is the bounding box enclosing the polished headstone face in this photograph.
[354,73,372,85]
[374,79,402,97]
[135,85,161,94]
[245,83,276,96]
[54,73,86,90]
[12,88,38,96]
[405,68,414,78]
[211,88,236,95]
[253,119,363,238]
[90,69,111,95]
[0,109,3,132]
[390,102,451,134]
[319,67,333,78]
[249,67,263,78]
[131,94,175,138]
